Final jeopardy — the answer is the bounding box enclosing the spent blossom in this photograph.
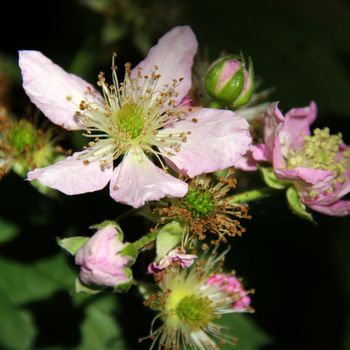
[147,247,197,274]
[19,26,251,208]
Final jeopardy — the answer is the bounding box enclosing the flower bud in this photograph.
[205,56,254,108]
[75,223,134,291]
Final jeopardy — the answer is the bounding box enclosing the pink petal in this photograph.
[308,200,350,216]
[109,147,188,208]
[27,150,113,195]
[263,102,284,154]
[159,108,251,177]
[251,144,271,162]
[131,26,198,105]
[19,50,102,130]
[271,102,317,169]
[275,166,334,186]
[234,150,258,171]
[279,101,317,152]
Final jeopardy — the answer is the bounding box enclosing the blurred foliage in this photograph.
[0,0,349,349]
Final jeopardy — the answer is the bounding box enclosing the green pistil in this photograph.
[114,102,144,139]
[185,189,215,217]
[7,120,39,152]
[175,294,213,330]
[288,128,349,177]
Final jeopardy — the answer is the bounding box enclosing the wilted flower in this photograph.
[147,247,197,274]
[144,250,252,350]
[157,172,250,244]
[205,55,254,108]
[19,26,251,208]
[0,112,61,183]
[75,224,134,290]
[253,102,350,216]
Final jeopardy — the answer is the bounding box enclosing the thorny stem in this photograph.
[228,187,275,203]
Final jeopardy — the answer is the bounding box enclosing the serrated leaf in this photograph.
[76,295,127,350]
[0,217,19,244]
[259,167,288,189]
[0,253,75,304]
[286,186,316,224]
[0,288,36,350]
[217,313,272,350]
[58,236,89,255]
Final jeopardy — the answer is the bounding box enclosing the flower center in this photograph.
[175,294,214,330]
[288,128,349,177]
[113,102,145,140]
[185,189,215,217]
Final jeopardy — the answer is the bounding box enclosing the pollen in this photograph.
[288,127,349,178]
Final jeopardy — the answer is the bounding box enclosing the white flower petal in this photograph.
[109,147,188,208]
[19,50,102,130]
[159,108,252,177]
[27,150,113,195]
[131,26,198,104]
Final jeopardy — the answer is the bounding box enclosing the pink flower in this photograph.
[147,248,197,274]
[254,102,350,216]
[207,273,251,311]
[19,26,251,208]
[75,224,132,288]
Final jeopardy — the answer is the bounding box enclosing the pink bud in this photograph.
[75,225,132,288]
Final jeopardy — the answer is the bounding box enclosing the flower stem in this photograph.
[131,229,158,251]
[228,187,275,203]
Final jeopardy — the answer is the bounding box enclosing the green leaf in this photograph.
[0,253,75,304]
[58,236,89,255]
[0,288,36,350]
[217,313,272,350]
[156,220,187,259]
[259,167,288,189]
[286,186,316,224]
[0,217,19,244]
[76,295,127,350]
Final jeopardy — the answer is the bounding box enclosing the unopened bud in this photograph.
[205,56,254,108]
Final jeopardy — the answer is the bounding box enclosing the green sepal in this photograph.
[57,236,89,255]
[232,56,255,108]
[119,243,138,261]
[75,277,102,294]
[89,220,124,240]
[113,268,133,293]
[156,220,187,260]
[286,186,316,224]
[259,167,288,189]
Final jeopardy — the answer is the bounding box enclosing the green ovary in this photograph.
[185,189,215,217]
[113,102,145,139]
[175,294,214,330]
[288,128,349,177]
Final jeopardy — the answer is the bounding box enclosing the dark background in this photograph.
[0,0,350,349]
